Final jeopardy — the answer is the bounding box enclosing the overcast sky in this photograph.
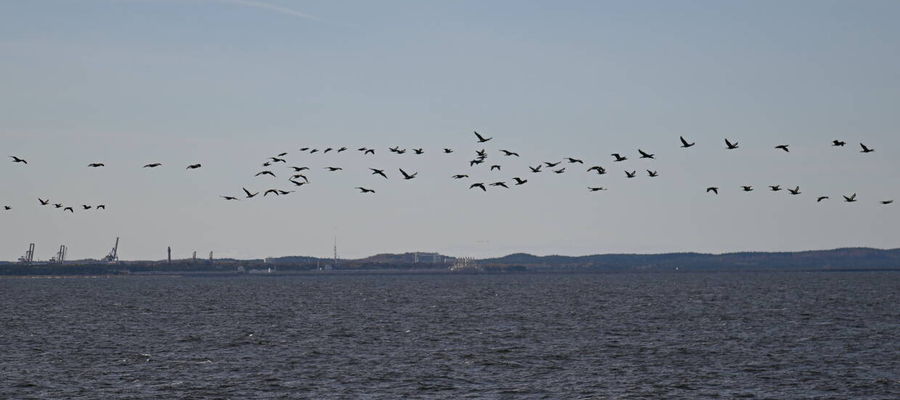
[1,0,899,261]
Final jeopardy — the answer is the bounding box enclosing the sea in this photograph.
[1,271,897,399]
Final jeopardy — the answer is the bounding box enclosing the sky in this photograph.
[1,0,899,261]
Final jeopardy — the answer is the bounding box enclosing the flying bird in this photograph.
[769,185,782,191]
[54,203,63,208]
[309,149,319,154]
[143,163,162,168]
[553,168,566,174]
[337,147,347,152]
[10,156,27,164]
[566,157,584,164]
[255,170,276,177]
[292,174,309,183]
[741,186,753,192]
[370,168,388,179]
[88,163,105,168]
[269,157,286,163]
[707,187,719,194]
[638,149,655,159]
[82,205,92,210]
[647,170,659,177]
[263,189,280,197]
[399,168,417,180]
[470,159,484,167]
[187,164,202,169]
[860,143,874,153]
[243,187,259,198]
[512,177,527,185]
[843,193,857,203]
[625,170,636,178]
[470,183,486,191]
[817,196,829,202]
[775,145,790,152]
[490,182,509,189]
[3,206,11,211]
[63,207,74,213]
[277,152,288,157]
[611,153,628,162]
[290,166,309,172]
[588,187,607,192]
[587,166,606,174]
[413,148,424,155]
[325,167,343,172]
[725,139,739,150]
[288,179,307,187]
[356,187,375,193]
[443,148,453,154]
[679,136,696,148]
[323,148,333,154]
[544,161,561,168]
[96,205,105,210]
[452,174,469,179]
[529,165,542,173]
[881,200,894,205]
[474,130,492,143]
[221,196,239,201]
[500,150,519,157]
[788,186,802,195]
[490,165,501,171]
[364,149,375,155]
[832,140,846,147]
[277,190,294,196]
[38,198,49,205]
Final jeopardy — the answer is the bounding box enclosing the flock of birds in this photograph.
[3,132,894,213]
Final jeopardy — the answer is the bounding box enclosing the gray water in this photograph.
[1,272,898,399]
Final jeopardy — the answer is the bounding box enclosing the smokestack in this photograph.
[167,246,171,263]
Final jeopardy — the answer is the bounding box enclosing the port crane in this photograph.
[102,237,119,262]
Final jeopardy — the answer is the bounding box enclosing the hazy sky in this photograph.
[2,0,899,261]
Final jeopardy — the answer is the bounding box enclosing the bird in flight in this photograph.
[625,170,636,178]
[554,168,566,174]
[10,156,27,164]
[143,163,162,168]
[470,159,484,167]
[474,130,492,143]
[337,147,347,153]
[679,136,696,148]
[364,149,375,155]
[255,170,276,177]
[452,174,469,179]
[96,205,105,210]
[529,165,542,173]
[221,196,239,201]
[443,148,454,154]
[611,153,628,162]
[587,166,606,175]
[82,205,93,210]
[544,161,561,168]
[490,182,509,189]
[512,177,527,185]
[187,164,202,169]
[741,186,753,192]
[54,203,63,208]
[788,186,801,195]
[323,148,333,154]
[263,189,281,197]
[88,163,105,168]
[843,193,857,203]
[817,196,829,202]
[356,187,375,193]
[469,183,486,191]
[500,150,519,157]
[243,187,259,198]
[292,174,309,183]
[638,149,655,159]
[269,157,286,163]
[706,187,719,194]
[300,147,310,151]
[832,140,846,147]
[3,206,11,211]
[882,200,894,205]
[725,139,739,150]
[588,187,607,192]
[39,198,50,205]
[490,165,501,171]
[859,143,874,153]
[325,167,343,172]
[769,185,782,192]
[63,207,74,213]
[775,145,790,152]
[647,170,659,177]
[310,149,319,154]
[290,166,309,172]
[288,179,307,187]
[399,168,417,180]
[413,148,424,155]
[566,157,584,164]
[370,168,388,179]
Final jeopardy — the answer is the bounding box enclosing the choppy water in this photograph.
[1,271,898,399]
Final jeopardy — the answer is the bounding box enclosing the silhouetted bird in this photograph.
[262,162,271,167]
[452,174,469,179]
[96,205,105,210]
[399,168,417,180]
[775,145,790,152]
[277,152,288,157]
[843,193,857,203]
[470,159,484,167]
[769,185,782,191]
[325,167,343,172]
[413,148,424,155]
[554,168,566,174]
[512,177,527,185]
[370,168,388,179]
[292,174,309,183]
[474,130,492,143]
[10,156,27,164]
[588,187,607,192]
[470,183,486,191]
[364,149,375,155]
[529,165,542,173]
[255,170,276,177]
[39,198,49,205]
[680,136,696,148]
[88,163,105,167]
[290,166,309,172]
[638,149,655,159]
[269,157,286,163]
[300,147,310,151]
[817,196,829,202]
[222,196,239,201]
[500,150,519,157]
[395,149,407,154]
[832,140,846,147]
[243,187,259,198]
[788,186,801,195]
[567,157,584,164]
[289,179,307,187]
[611,153,627,162]
[143,163,162,168]
[882,200,893,205]
[647,170,659,177]
[63,207,74,213]
[443,148,454,154]
[476,149,487,158]
[356,187,375,193]
[707,187,719,194]
[587,166,606,174]
[187,164,202,169]
[82,205,92,210]
[741,186,753,192]
[323,148,333,153]
[490,165,501,171]
[544,161,561,168]
[490,182,509,188]
[277,190,293,195]
[725,139,739,149]
[54,203,63,208]
[310,149,319,154]
[337,147,347,152]
[3,206,11,210]
[860,143,874,153]
[263,189,280,197]
[625,170,636,178]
